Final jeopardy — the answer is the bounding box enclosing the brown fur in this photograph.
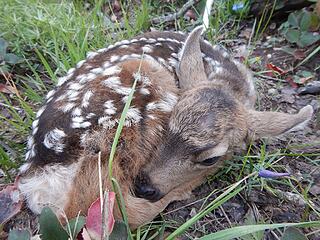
[18,27,313,229]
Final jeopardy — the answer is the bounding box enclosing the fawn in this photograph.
[18,26,313,229]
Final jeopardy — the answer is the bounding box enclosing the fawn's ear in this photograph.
[177,26,207,90]
[247,105,313,139]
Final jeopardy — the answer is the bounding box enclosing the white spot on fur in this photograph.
[103,76,131,95]
[86,113,96,119]
[61,102,75,112]
[168,45,175,51]
[57,76,68,87]
[168,57,179,68]
[27,136,34,149]
[19,162,31,174]
[36,106,46,118]
[72,107,82,117]
[98,48,108,53]
[140,88,150,95]
[68,82,83,91]
[102,66,121,76]
[43,128,66,153]
[81,90,93,108]
[46,90,55,100]
[104,100,117,115]
[90,67,104,75]
[18,162,80,216]
[87,51,98,59]
[76,60,85,68]
[147,92,178,112]
[142,46,153,53]
[32,127,38,135]
[110,55,120,62]
[146,38,157,43]
[124,107,142,127]
[72,121,91,129]
[32,119,39,130]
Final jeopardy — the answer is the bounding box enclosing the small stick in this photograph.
[151,0,199,24]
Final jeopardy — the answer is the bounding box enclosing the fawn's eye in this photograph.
[199,156,220,166]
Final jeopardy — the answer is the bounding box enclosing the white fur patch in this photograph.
[25,145,36,160]
[19,162,31,174]
[124,107,142,127]
[57,76,68,87]
[147,92,178,112]
[87,51,98,59]
[72,107,82,117]
[46,90,55,100]
[72,121,91,129]
[36,106,46,118]
[81,90,93,108]
[110,55,120,62]
[102,66,121,76]
[146,38,157,43]
[103,76,131,95]
[43,128,66,153]
[104,100,117,115]
[18,162,80,216]
[140,87,150,95]
[76,60,85,68]
[90,67,104,75]
[61,102,76,113]
[142,45,153,53]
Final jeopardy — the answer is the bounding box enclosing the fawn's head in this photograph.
[133,26,314,202]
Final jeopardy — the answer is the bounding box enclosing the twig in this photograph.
[151,0,199,24]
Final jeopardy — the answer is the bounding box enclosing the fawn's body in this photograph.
[18,27,313,228]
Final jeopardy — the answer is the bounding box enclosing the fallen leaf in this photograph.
[266,63,286,75]
[0,83,16,94]
[285,76,299,88]
[86,192,115,240]
[0,184,23,225]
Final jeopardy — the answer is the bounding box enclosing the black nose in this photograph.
[134,176,162,202]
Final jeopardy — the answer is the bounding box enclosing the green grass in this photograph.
[1,0,319,239]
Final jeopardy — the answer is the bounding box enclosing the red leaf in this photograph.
[86,192,115,240]
[0,184,23,225]
[285,76,299,88]
[266,63,286,75]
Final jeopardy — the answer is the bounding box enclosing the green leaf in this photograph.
[285,29,300,43]
[298,32,320,47]
[310,13,320,31]
[299,10,311,31]
[110,221,128,240]
[8,229,31,240]
[4,53,23,65]
[0,38,8,58]
[198,221,320,240]
[65,216,86,239]
[288,12,300,27]
[39,207,69,240]
[282,227,307,240]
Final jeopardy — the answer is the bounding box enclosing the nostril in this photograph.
[134,183,160,201]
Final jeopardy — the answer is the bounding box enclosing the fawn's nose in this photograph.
[134,176,162,202]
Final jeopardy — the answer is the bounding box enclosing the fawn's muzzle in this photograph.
[134,174,163,202]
